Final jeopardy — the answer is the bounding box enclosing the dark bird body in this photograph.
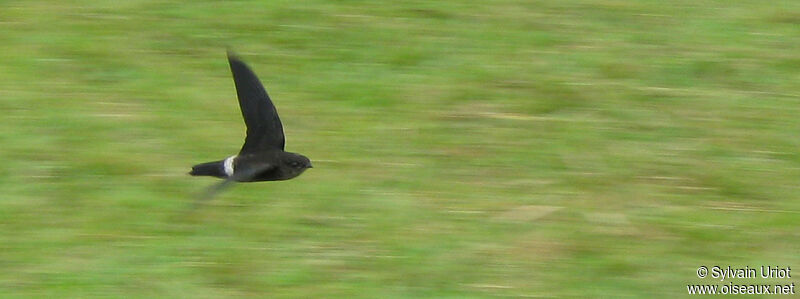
[190,151,310,182]
[190,52,311,198]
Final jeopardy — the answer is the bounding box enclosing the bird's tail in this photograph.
[189,160,226,178]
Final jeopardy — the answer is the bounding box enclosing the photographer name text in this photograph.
[707,266,791,281]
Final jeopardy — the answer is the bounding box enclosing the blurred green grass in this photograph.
[1,0,800,297]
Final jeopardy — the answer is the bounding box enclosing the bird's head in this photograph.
[282,152,313,177]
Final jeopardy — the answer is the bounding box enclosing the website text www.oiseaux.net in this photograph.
[687,283,795,295]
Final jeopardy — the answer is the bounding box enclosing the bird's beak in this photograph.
[308,164,313,168]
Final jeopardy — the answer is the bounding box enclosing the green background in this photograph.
[1,0,799,297]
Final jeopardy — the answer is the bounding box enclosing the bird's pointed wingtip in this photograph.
[226,48,240,60]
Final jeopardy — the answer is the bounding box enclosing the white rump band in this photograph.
[223,155,236,177]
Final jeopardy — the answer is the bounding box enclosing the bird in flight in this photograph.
[190,51,312,202]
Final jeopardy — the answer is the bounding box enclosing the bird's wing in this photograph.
[228,51,285,153]
[191,162,275,209]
